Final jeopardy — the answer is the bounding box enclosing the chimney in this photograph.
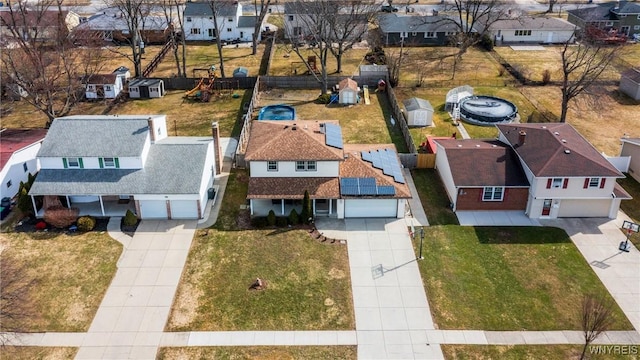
[148,117,155,143]
[211,122,222,175]
[518,130,526,147]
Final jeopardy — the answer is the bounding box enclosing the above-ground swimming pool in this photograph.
[459,96,518,126]
[258,104,296,120]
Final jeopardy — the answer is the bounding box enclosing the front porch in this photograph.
[250,198,338,218]
[34,195,136,218]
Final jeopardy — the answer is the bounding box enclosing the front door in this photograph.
[542,199,552,216]
[546,31,554,43]
[621,26,630,36]
[140,86,150,98]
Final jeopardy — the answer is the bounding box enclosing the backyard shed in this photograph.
[403,97,434,127]
[359,64,388,79]
[338,78,359,105]
[113,66,131,81]
[620,68,640,101]
[233,67,249,77]
[128,78,165,99]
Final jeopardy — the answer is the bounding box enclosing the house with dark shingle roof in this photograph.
[435,123,631,218]
[567,1,640,37]
[244,120,410,218]
[28,115,216,219]
[183,1,259,42]
[377,13,466,46]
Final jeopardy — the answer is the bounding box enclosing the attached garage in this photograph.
[139,200,168,219]
[170,200,199,219]
[344,199,397,218]
[557,199,612,218]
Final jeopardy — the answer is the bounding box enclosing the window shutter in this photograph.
[562,178,568,189]
[79,158,84,169]
[546,179,552,189]
[583,178,589,189]
[600,178,606,188]
[115,158,120,168]
[98,158,104,168]
[63,158,68,168]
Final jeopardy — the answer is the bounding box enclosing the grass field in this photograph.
[0,230,121,332]
[410,169,459,226]
[414,225,633,331]
[442,345,638,360]
[167,169,354,332]
[618,176,640,249]
[157,346,357,360]
[269,46,368,76]
[0,347,78,360]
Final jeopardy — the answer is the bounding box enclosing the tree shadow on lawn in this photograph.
[474,226,572,245]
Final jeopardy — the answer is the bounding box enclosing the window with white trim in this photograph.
[267,161,278,171]
[103,157,116,168]
[588,177,600,188]
[227,28,232,32]
[606,21,614,26]
[552,178,563,188]
[412,31,417,36]
[105,85,111,91]
[186,17,192,22]
[295,161,316,171]
[288,15,294,21]
[634,25,640,30]
[483,186,504,201]
[67,157,80,168]
[23,162,28,172]
[424,31,435,38]
[6,180,12,188]
[191,28,201,35]
[515,30,532,36]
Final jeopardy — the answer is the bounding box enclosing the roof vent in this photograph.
[292,124,297,130]
[564,149,571,154]
[475,144,481,147]
[457,144,462,147]
[492,144,497,147]
[541,126,547,129]
[561,139,567,143]
[554,131,560,135]
[283,125,289,129]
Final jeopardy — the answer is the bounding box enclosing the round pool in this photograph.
[258,104,296,120]
[459,96,518,126]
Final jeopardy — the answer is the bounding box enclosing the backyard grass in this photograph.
[157,346,357,360]
[414,225,633,330]
[167,169,354,331]
[0,347,78,360]
[410,169,459,226]
[257,89,408,151]
[269,46,368,76]
[618,176,640,249]
[0,98,108,129]
[442,345,639,360]
[151,43,265,78]
[0,230,121,332]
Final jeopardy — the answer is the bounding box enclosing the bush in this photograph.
[316,93,331,104]
[276,217,288,227]
[289,208,299,225]
[479,34,493,51]
[541,69,551,85]
[301,190,312,224]
[267,210,276,226]
[43,206,79,228]
[123,209,138,227]
[251,216,268,228]
[77,216,96,232]
[16,186,32,215]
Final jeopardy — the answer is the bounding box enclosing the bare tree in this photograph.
[0,253,37,346]
[251,0,271,55]
[559,30,622,123]
[160,0,187,77]
[580,294,614,360]
[208,0,239,78]
[327,1,378,73]
[1,0,104,126]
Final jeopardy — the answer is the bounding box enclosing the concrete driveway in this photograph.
[456,210,541,226]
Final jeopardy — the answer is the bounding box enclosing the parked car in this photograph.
[381,5,398,12]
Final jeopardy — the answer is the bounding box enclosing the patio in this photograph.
[250,198,338,218]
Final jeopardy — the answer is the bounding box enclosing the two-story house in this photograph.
[567,1,640,37]
[435,123,630,219]
[183,1,257,42]
[283,1,370,41]
[1,129,48,199]
[28,115,217,219]
[244,120,410,219]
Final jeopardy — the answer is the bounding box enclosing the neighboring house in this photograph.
[435,123,630,218]
[28,115,216,219]
[620,68,640,100]
[567,1,640,37]
[403,97,433,127]
[0,9,80,45]
[283,1,369,41]
[128,78,165,99]
[338,78,359,105]
[477,16,576,45]
[0,129,47,199]
[84,74,125,100]
[183,1,257,42]
[73,13,171,45]
[377,13,464,46]
[620,138,640,183]
[244,120,410,219]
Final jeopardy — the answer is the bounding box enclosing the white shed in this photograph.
[620,68,640,101]
[128,78,165,99]
[84,73,124,100]
[338,78,359,105]
[403,97,434,127]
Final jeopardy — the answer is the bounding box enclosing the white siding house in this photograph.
[480,16,576,45]
[183,1,257,42]
[0,129,47,199]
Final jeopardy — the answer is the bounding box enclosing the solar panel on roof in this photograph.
[361,151,372,162]
[324,123,343,149]
[376,186,396,195]
[359,177,376,187]
[358,177,377,195]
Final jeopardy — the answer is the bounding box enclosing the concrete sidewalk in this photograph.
[404,168,429,227]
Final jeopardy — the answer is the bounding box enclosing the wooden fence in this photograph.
[386,85,417,154]
[235,76,262,168]
[260,75,387,89]
[398,153,436,169]
[159,76,257,90]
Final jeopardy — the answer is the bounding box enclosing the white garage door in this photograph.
[558,199,611,218]
[139,200,168,219]
[345,199,397,218]
[170,200,199,219]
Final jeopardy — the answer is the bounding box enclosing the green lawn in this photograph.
[410,169,458,226]
[157,346,357,360]
[618,176,640,249]
[414,225,633,331]
[442,345,639,360]
[167,169,354,331]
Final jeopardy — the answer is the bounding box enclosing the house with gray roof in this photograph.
[377,13,466,46]
[476,16,576,45]
[73,14,171,45]
[183,1,259,42]
[567,1,640,37]
[29,115,217,219]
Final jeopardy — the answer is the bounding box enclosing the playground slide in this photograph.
[185,78,205,97]
[363,85,371,105]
